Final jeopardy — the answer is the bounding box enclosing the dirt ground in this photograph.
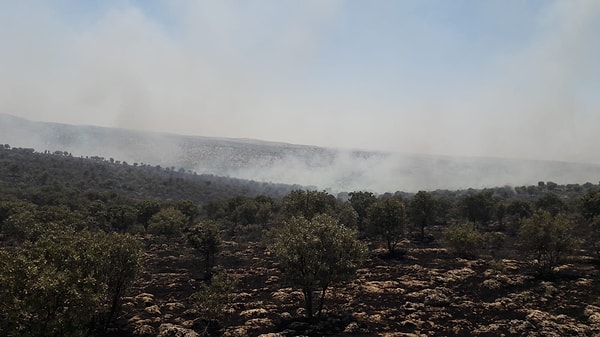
[118,235,600,337]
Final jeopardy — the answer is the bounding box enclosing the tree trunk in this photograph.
[303,287,313,318]
[317,285,328,318]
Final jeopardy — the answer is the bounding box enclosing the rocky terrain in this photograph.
[117,235,600,337]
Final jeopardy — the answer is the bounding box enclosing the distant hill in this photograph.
[1,113,599,192]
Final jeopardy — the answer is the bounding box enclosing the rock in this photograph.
[157,323,199,337]
[482,278,502,290]
[244,318,275,330]
[223,326,249,337]
[411,287,451,307]
[441,267,476,282]
[343,322,360,333]
[585,305,600,324]
[362,280,404,294]
[165,302,186,311]
[135,293,155,306]
[133,324,156,336]
[525,309,588,336]
[240,308,269,319]
[145,304,162,316]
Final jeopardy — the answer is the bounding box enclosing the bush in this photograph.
[269,214,366,318]
[518,210,576,277]
[147,207,187,236]
[187,221,221,279]
[189,271,237,323]
[367,197,406,254]
[0,229,142,336]
[444,223,484,258]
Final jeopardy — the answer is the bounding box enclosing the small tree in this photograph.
[97,233,143,324]
[189,271,237,329]
[281,190,336,220]
[408,191,436,242]
[581,189,600,221]
[349,191,377,232]
[0,230,142,337]
[367,197,406,254]
[518,210,576,277]
[460,192,495,226]
[270,214,366,318]
[444,223,484,258]
[147,207,187,236]
[187,221,221,279]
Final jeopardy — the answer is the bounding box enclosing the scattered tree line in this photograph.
[2,144,600,335]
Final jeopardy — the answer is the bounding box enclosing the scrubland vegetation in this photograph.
[2,144,600,336]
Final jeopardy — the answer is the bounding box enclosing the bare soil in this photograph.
[118,235,600,337]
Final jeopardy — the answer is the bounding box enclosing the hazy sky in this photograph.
[1,1,599,163]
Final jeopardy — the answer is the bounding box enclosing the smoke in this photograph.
[0,1,598,166]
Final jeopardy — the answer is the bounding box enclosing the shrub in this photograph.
[147,207,187,236]
[444,223,484,258]
[189,271,237,324]
[518,210,576,277]
[367,197,406,254]
[269,214,366,318]
[0,230,142,336]
[187,221,221,279]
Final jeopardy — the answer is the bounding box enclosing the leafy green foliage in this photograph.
[281,190,336,220]
[535,193,565,216]
[348,191,377,232]
[459,191,495,225]
[444,223,484,258]
[190,271,238,323]
[408,191,436,241]
[367,197,406,254]
[518,211,576,277]
[187,221,222,278]
[0,230,142,337]
[147,207,187,236]
[270,214,366,318]
[581,189,600,221]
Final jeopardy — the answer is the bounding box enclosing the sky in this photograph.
[1,0,599,164]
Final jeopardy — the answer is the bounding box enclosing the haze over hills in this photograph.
[1,113,599,193]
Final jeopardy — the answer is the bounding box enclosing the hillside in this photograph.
[2,114,599,192]
[2,144,600,336]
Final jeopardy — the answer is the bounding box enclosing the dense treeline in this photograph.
[0,145,299,208]
[2,144,600,336]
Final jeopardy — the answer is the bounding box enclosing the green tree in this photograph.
[408,191,436,242]
[336,202,359,229]
[535,193,565,216]
[0,230,142,337]
[269,214,366,318]
[187,221,222,279]
[348,191,377,232]
[581,189,600,221]
[504,199,533,235]
[147,207,187,236]
[169,199,199,224]
[136,200,161,230]
[189,271,238,330]
[443,222,484,258]
[282,190,336,220]
[106,204,137,232]
[367,197,406,254]
[518,210,576,277]
[460,191,494,226]
[97,233,143,324]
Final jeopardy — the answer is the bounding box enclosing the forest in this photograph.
[2,144,600,336]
